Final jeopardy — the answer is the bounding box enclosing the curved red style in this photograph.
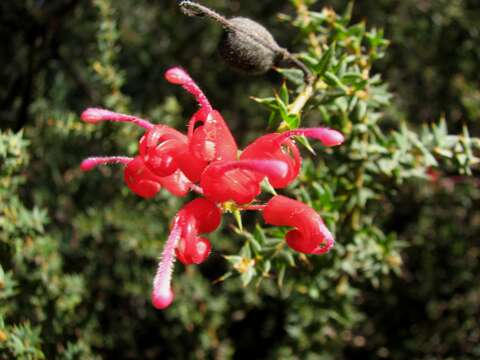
[165,67,238,164]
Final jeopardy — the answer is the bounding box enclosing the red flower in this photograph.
[200,159,287,204]
[81,155,191,198]
[263,196,334,254]
[166,67,238,164]
[241,128,344,188]
[152,198,221,309]
[79,67,344,309]
[174,198,221,265]
[139,125,190,178]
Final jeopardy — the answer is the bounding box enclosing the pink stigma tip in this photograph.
[151,288,174,310]
[80,159,96,171]
[81,108,113,123]
[279,128,345,147]
[80,108,154,130]
[164,67,213,112]
[165,67,190,85]
[304,128,345,147]
[319,129,344,147]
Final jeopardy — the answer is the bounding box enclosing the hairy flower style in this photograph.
[80,67,344,309]
[152,198,221,309]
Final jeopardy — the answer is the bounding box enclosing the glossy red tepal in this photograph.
[188,109,238,163]
[241,133,301,188]
[139,125,188,177]
[174,198,221,265]
[263,195,334,254]
[124,156,163,198]
[124,156,192,198]
[200,159,288,204]
[140,124,207,182]
[241,128,344,188]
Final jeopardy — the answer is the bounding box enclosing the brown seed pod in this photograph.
[219,17,281,74]
[179,1,312,81]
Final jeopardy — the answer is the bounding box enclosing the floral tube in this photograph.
[200,159,288,204]
[263,195,334,254]
[241,127,344,188]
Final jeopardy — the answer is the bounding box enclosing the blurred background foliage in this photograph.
[0,0,479,359]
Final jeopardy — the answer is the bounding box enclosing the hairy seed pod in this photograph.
[179,1,312,81]
[218,17,281,74]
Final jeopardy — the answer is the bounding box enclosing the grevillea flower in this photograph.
[263,196,334,254]
[152,198,221,309]
[139,125,190,178]
[174,198,221,265]
[79,67,344,309]
[200,159,288,204]
[80,155,191,198]
[240,128,344,188]
[166,67,238,164]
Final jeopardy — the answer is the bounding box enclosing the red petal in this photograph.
[241,133,301,188]
[263,196,334,254]
[189,111,238,162]
[200,160,287,204]
[124,157,162,199]
[174,199,220,265]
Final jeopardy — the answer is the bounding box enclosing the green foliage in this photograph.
[0,0,479,359]
[0,131,97,359]
[345,0,480,130]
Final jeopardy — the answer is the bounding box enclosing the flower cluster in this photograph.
[80,67,344,309]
